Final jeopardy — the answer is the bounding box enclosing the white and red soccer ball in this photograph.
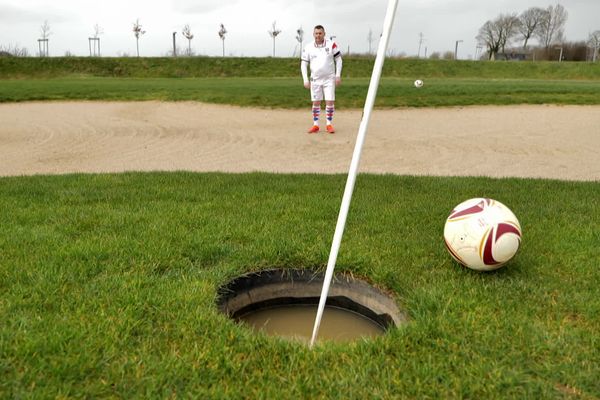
[443,198,522,271]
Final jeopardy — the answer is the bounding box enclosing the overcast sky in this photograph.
[1,0,598,59]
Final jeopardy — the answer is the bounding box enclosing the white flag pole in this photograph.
[309,0,399,348]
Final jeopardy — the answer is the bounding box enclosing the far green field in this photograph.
[1,77,600,107]
[2,57,600,80]
[1,57,599,107]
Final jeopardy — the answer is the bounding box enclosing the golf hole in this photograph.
[217,269,407,344]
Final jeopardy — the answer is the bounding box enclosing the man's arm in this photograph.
[301,60,310,89]
[334,54,342,86]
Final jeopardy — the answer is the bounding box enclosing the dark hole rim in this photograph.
[216,268,406,335]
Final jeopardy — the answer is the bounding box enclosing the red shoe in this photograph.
[326,124,335,134]
[308,125,320,134]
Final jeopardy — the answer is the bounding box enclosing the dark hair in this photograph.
[314,25,325,31]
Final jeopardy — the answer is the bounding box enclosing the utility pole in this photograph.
[172,32,177,57]
[417,32,425,58]
[454,40,463,60]
[475,45,483,60]
[554,46,563,62]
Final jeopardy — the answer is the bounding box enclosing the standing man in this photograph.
[301,25,343,134]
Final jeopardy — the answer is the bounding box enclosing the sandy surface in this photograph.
[1,101,599,181]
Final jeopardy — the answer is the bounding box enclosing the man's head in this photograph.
[313,25,325,44]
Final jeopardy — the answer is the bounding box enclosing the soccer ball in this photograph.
[414,79,424,88]
[443,198,522,271]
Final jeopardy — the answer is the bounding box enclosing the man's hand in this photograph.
[304,82,310,89]
[335,77,341,86]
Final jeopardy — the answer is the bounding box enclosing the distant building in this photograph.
[494,52,529,61]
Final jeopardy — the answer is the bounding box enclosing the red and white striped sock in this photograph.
[312,106,321,125]
[326,106,335,125]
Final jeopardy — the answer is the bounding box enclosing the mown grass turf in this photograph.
[2,57,600,80]
[2,57,599,107]
[1,77,600,107]
[1,172,598,398]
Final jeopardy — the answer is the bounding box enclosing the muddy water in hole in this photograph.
[239,305,385,342]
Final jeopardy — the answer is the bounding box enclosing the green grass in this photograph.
[1,56,599,397]
[1,77,600,107]
[2,57,599,107]
[2,57,600,80]
[1,172,599,398]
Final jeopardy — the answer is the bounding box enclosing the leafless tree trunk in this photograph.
[367,29,374,55]
[268,21,281,57]
[294,27,304,57]
[498,13,520,54]
[477,13,520,60]
[417,32,425,58]
[477,21,501,60]
[218,24,227,57]
[589,31,600,62]
[133,19,146,57]
[39,20,51,56]
[536,4,568,50]
[89,24,103,56]
[519,7,545,50]
[182,24,194,56]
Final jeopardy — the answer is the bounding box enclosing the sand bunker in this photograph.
[1,102,598,180]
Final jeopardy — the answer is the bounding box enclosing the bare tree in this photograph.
[93,24,103,39]
[182,24,194,56]
[518,7,545,50]
[0,44,29,57]
[294,26,304,56]
[417,32,425,58]
[38,20,51,56]
[268,21,282,57]
[89,23,103,56]
[536,4,568,50]
[477,20,502,60]
[367,29,374,55]
[477,13,520,60]
[40,20,52,40]
[498,13,520,54]
[133,19,146,57]
[218,23,227,57]
[589,30,600,62]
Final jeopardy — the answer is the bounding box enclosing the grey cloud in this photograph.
[172,0,242,14]
[0,4,70,24]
